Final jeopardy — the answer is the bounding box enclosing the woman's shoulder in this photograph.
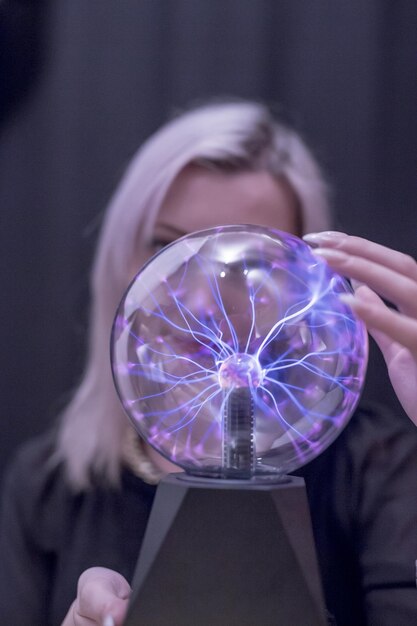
[297,401,417,480]
[2,428,155,514]
[0,429,75,551]
[339,401,417,462]
[3,429,60,494]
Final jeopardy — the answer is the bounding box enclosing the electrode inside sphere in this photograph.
[218,353,263,390]
[111,224,368,479]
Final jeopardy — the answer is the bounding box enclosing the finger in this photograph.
[79,587,128,624]
[77,568,130,624]
[68,600,96,626]
[61,599,97,626]
[313,247,417,317]
[304,232,417,281]
[72,601,119,626]
[340,286,417,353]
[350,287,404,361]
[78,596,128,626]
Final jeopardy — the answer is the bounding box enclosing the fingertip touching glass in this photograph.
[111,225,368,479]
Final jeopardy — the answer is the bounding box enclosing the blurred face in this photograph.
[136,165,301,472]
[140,165,301,264]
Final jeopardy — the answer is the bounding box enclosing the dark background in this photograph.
[1,0,416,482]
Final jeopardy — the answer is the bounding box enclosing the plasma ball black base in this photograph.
[125,473,327,626]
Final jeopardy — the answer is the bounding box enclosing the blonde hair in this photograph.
[55,100,331,490]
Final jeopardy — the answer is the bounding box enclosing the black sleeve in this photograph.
[0,433,155,626]
[300,404,417,626]
[353,407,417,624]
[0,439,56,625]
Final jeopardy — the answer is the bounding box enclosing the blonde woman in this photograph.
[1,101,416,626]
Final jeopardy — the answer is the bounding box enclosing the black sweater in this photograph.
[1,405,417,625]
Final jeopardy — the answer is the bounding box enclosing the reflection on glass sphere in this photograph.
[111,225,368,478]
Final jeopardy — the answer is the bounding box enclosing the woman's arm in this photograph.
[303,231,417,425]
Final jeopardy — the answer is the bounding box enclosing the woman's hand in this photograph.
[61,567,131,626]
[303,231,417,425]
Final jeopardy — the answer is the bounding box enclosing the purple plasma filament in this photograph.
[111,225,368,477]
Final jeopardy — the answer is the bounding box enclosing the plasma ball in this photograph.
[111,225,368,477]
[218,353,263,390]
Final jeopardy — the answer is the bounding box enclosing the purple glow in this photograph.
[111,225,368,476]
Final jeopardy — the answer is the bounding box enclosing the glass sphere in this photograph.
[111,225,368,478]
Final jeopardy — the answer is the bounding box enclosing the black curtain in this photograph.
[1,0,416,480]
